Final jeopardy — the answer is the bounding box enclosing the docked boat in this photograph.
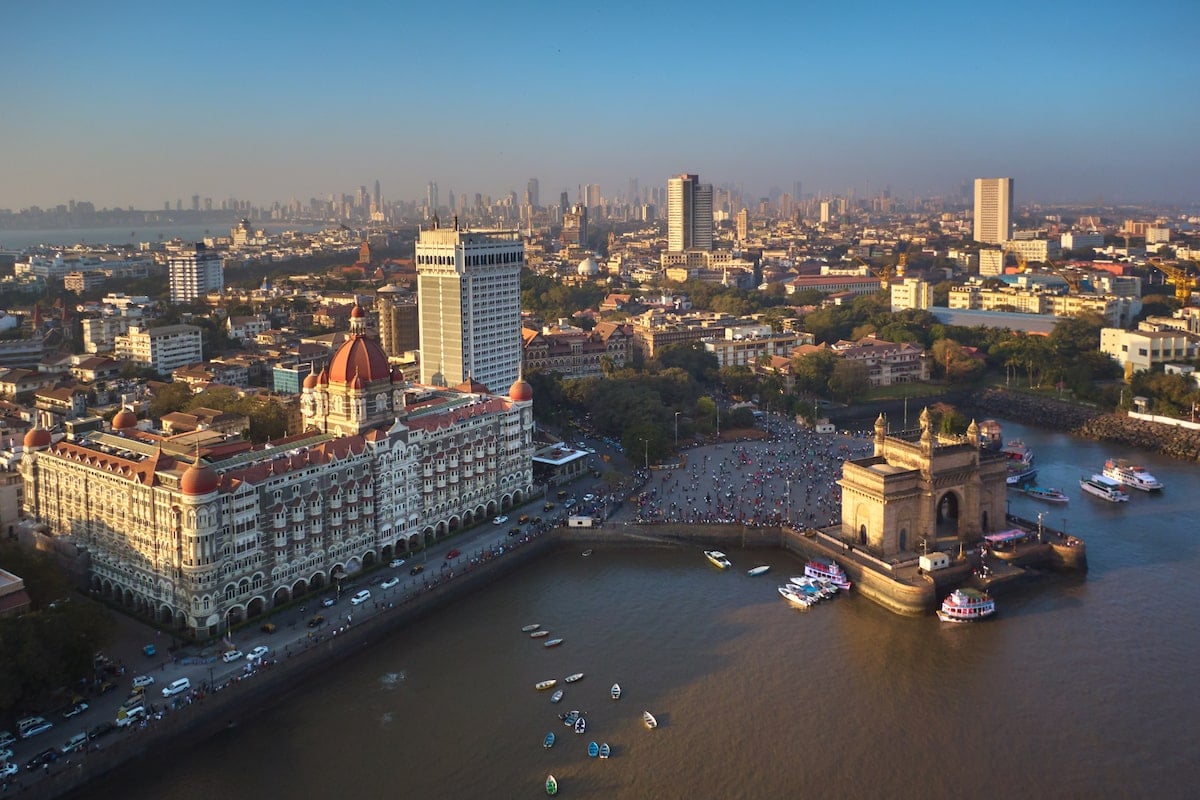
[562,710,580,727]
[543,732,555,748]
[588,741,599,758]
[936,588,996,622]
[1080,473,1129,503]
[1001,439,1035,465]
[564,672,584,683]
[611,683,621,700]
[535,679,558,691]
[544,638,564,648]
[550,689,564,704]
[778,585,813,608]
[1005,463,1038,486]
[530,630,550,638]
[803,558,852,590]
[1018,485,1069,504]
[574,717,586,734]
[643,710,658,729]
[747,565,770,576]
[1103,458,1164,492]
[546,774,558,796]
[521,624,541,633]
[599,742,611,759]
[704,550,732,569]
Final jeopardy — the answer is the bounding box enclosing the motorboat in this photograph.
[1005,463,1038,486]
[611,683,621,700]
[778,585,814,608]
[521,624,541,632]
[704,550,732,569]
[1103,458,1163,492]
[582,549,593,557]
[550,689,563,704]
[564,673,584,683]
[535,679,558,691]
[530,630,550,639]
[643,710,658,729]
[574,717,586,734]
[544,638,564,648]
[1080,474,1129,503]
[588,741,599,758]
[1017,485,1069,504]
[562,710,580,727]
[543,732,555,748]
[804,558,852,590]
[546,774,558,796]
[789,576,833,599]
[1001,440,1034,465]
[599,742,611,759]
[937,588,996,622]
[747,565,770,576]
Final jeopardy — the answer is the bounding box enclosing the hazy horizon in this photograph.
[5,0,1198,210]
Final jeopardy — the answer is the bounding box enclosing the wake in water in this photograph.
[379,670,407,690]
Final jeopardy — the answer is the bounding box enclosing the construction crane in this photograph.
[1044,257,1085,294]
[1148,258,1200,304]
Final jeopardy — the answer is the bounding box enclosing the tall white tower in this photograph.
[667,173,713,252]
[168,243,223,303]
[973,178,1013,245]
[415,223,524,394]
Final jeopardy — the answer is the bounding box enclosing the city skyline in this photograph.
[4,0,1199,210]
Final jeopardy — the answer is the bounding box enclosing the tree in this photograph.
[931,339,985,383]
[792,350,837,396]
[829,360,870,402]
[149,382,193,419]
[653,341,719,385]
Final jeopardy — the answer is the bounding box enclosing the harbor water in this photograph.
[99,420,1200,799]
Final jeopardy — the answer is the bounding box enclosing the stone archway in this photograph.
[247,596,267,619]
[273,587,291,607]
[160,605,174,625]
[936,491,960,538]
[292,578,309,598]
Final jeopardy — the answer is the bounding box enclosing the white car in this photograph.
[389,558,406,568]
[350,589,371,605]
[222,650,244,663]
[132,675,155,689]
[583,493,596,502]
[381,577,400,590]
[492,515,508,525]
[1,762,18,779]
[247,646,270,662]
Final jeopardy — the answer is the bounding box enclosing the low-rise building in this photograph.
[830,335,929,386]
[115,324,204,374]
[1100,327,1199,375]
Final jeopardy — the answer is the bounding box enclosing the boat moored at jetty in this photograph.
[1017,485,1069,504]
[804,558,852,590]
[1080,474,1129,503]
[937,588,996,622]
[1103,459,1163,492]
[704,550,732,569]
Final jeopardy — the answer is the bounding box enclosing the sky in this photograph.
[3,0,1199,211]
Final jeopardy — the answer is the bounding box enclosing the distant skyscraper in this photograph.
[585,183,601,211]
[526,178,539,209]
[973,178,1013,245]
[374,179,381,211]
[560,191,569,214]
[667,173,713,252]
[792,180,802,201]
[191,195,200,212]
[562,204,588,247]
[169,243,223,303]
[735,208,749,242]
[628,177,639,205]
[820,201,831,224]
[427,181,439,213]
[416,224,524,393]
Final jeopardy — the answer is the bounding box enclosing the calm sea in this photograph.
[0,224,326,251]
[95,420,1200,799]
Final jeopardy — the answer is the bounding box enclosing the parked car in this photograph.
[350,589,371,606]
[132,675,155,689]
[446,548,461,559]
[221,650,244,663]
[564,499,577,509]
[162,678,191,697]
[61,702,88,720]
[0,747,12,763]
[59,732,88,755]
[24,748,59,771]
[381,577,399,590]
[508,527,520,536]
[87,721,116,741]
[389,558,406,568]
[247,646,270,662]
[322,596,337,607]
[491,515,508,525]
[518,514,530,523]
[0,730,16,749]
[96,681,117,695]
[583,493,596,502]
[17,717,53,739]
[409,565,424,576]
[1,762,17,779]
[307,615,325,628]
[543,502,556,511]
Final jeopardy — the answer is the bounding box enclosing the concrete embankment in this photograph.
[1074,413,1200,461]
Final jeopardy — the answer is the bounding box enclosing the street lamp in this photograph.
[674,411,681,449]
[785,479,791,525]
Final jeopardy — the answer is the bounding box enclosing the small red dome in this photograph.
[351,371,365,390]
[112,409,137,430]
[180,461,219,496]
[350,305,365,319]
[509,377,533,403]
[302,372,319,389]
[327,335,390,385]
[317,367,329,386]
[23,427,51,448]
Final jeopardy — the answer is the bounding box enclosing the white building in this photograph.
[1100,327,1198,375]
[1061,232,1104,252]
[169,244,224,303]
[416,225,523,395]
[978,249,1005,276]
[667,173,713,252]
[890,278,933,312]
[114,324,204,373]
[973,178,1013,245]
[1004,238,1062,263]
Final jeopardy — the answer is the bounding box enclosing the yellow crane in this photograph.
[1044,257,1084,293]
[1148,258,1200,304]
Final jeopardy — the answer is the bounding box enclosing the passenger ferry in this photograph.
[1006,463,1038,486]
[1102,459,1163,492]
[1079,473,1129,503]
[1000,440,1034,465]
[937,588,996,622]
[803,558,852,590]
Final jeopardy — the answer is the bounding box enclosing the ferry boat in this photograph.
[1000,440,1034,465]
[703,550,732,570]
[1006,463,1038,486]
[1017,485,1069,504]
[936,588,996,622]
[1079,474,1129,503]
[1102,459,1163,492]
[803,558,852,590]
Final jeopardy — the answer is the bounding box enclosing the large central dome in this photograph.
[327,334,391,384]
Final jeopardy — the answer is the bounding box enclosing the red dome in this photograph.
[180,461,219,496]
[509,377,533,403]
[317,367,329,386]
[350,305,365,318]
[302,372,319,389]
[327,335,390,385]
[112,409,137,430]
[23,427,51,448]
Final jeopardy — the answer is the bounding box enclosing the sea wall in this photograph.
[961,388,1102,431]
[1074,413,1200,461]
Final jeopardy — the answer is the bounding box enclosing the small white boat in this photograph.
[599,742,611,759]
[530,630,550,638]
[1103,458,1163,492]
[535,679,558,691]
[747,565,770,576]
[778,585,813,608]
[582,549,593,557]
[1080,473,1129,503]
[937,588,996,622]
[643,710,658,729]
[546,774,558,796]
[562,710,579,727]
[544,638,564,648]
[611,683,621,700]
[521,624,541,632]
[550,689,564,704]
[564,672,584,683]
[804,558,852,590]
[704,550,732,569]
[574,717,586,734]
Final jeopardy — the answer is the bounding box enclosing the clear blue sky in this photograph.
[4,0,1198,210]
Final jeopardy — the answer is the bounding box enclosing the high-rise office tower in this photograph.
[585,184,602,211]
[562,204,588,247]
[973,178,1013,244]
[376,284,419,356]
[526,178,539,209]
[416,224,524,394]
[735,208,749,242]
[169,243,223,303]
[628,178,639,206]
[427,181,439,213]
[560,191,569,214]
[374,180,381,211]
[667,173,713,252]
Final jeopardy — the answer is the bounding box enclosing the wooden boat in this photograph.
[521,624,541,632]
[703,550,732,569]
[546,774,558,796]
[574,716,586,734]
[562,710,580,727]
[564,672,584,683]
[544,638,564,648]
[543,732,555,748]
[643,710,658,729]
[611,683,621,700]
[550,689,563,704]
[588,741,599,758]
[535,679,558,691]
[747,565,770,576]
[530,630,550,638]
[599,742,611,759]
